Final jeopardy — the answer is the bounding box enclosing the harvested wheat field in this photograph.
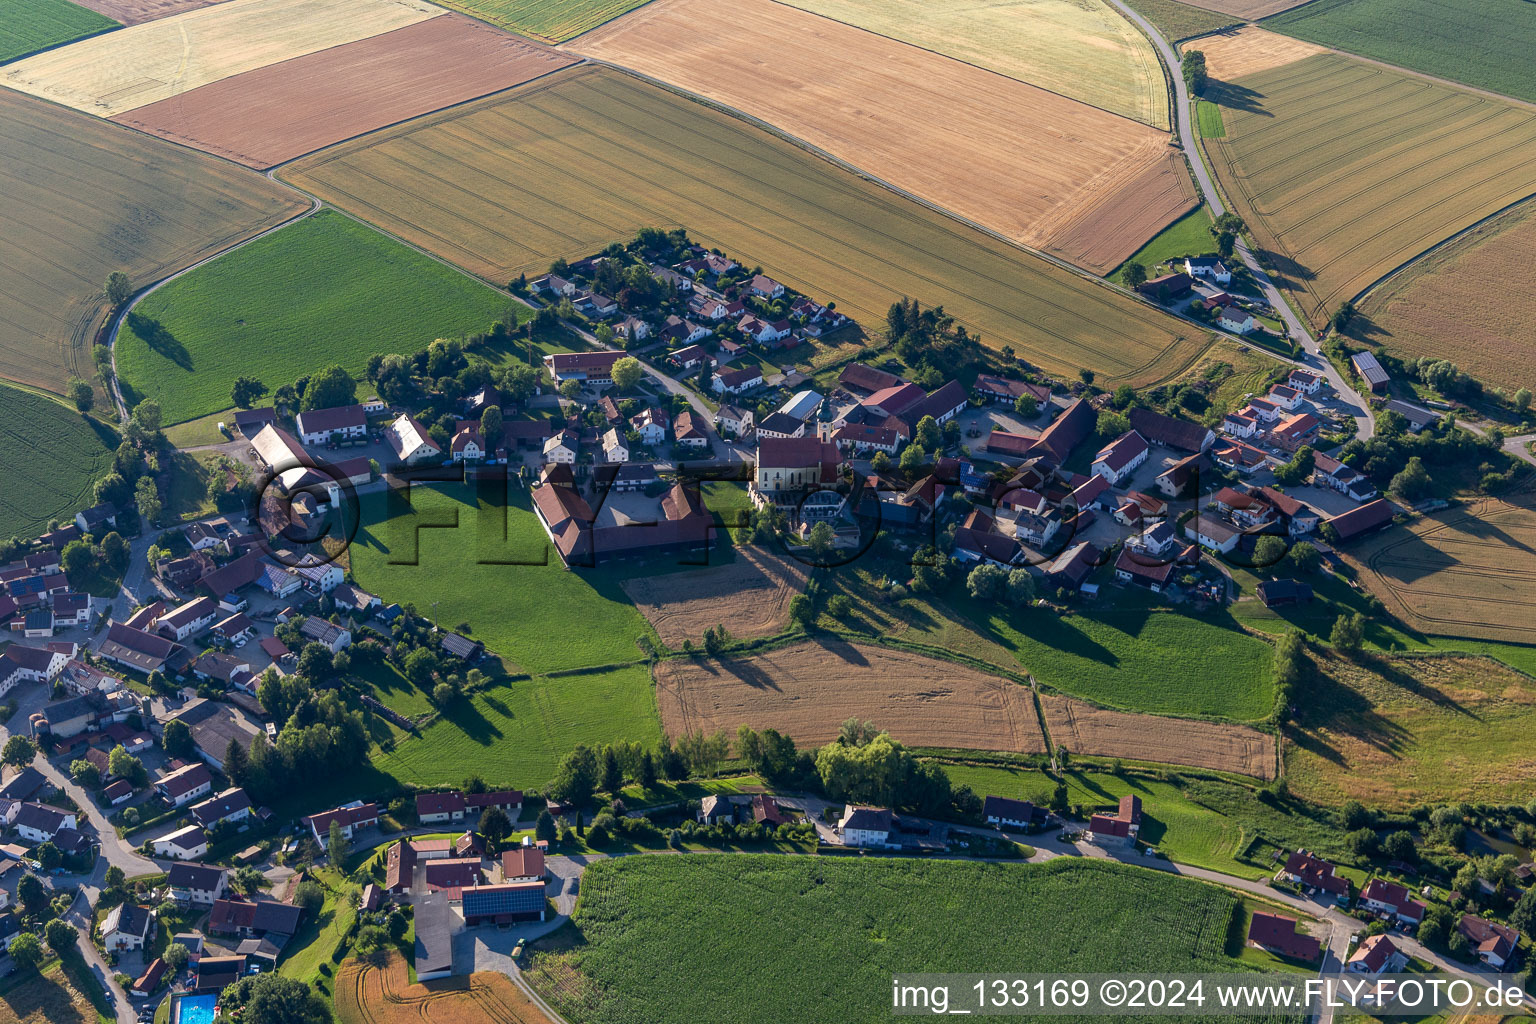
[2,0,443,117]
[569,0,1193,273]
[1350,488,1536,644]
[335,951,551,1024]
[1204,52,1536,331]
[66,0,232,25]
[284,66,1206,386]
[1175,0,1309,19]
[1285,653,1536,808]
[113,14,575,168]
[1351,199,1536,392]
[1190,26,1324,83]
[0,89,305,394]
[623,548,806,648]
[1039,694,1276,779]
[654,640,1046,754]
[777,0,1169,128]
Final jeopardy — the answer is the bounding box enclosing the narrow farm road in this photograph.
[1106,0,1374,443]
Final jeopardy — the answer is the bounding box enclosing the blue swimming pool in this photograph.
[176,993,218,1024]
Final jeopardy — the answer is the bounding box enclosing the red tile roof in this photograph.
[1248,912,1320,961]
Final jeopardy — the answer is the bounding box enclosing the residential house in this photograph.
[669,344,712,371]
[0,642,70,698]
[973,374,1051,407]
[1223,411,1260,439]
[1184,515,1242,555]
[1156,452,1212,498]
[207,897,304,941]
[1217,306,1255,334]
[294,405,367,447]
[713,366,764,395]
[190,787,252,830]
[1247,912,1320,961]
[1287,369,1324,394]
[55,658,120,697]
[132,959,167,998]
[755,412,806,440]
[1359,879,1426,926]
[544,351,623,385]
[543,429,578,465]
[1137,272,1191,300]
[614,315,650,342]
[305,802,378,848]
[1384,400,1441,433]
[601,428,629,464]
[1255,486,1320,536]
[100,903,154,951]
[158,698,262,773]
[737,315,790,343]
[1349,934,1407,974]
[838,805,894,849]
[1091,431,1149,486]
[1087,795,1141,846]
[384,415,441,466]
[450,427,487,463]
[1312,453,1377,501]
[752,794,789,827]
[155,597,218,642]
[832,422,900,455]
[75,503,118,534]
[1114,548,1176,592]
[1269,412,1320,452]
[1457,916,1520,969]
[167,862,228,906]
[300,617,351,653]
[501,846,546,884]
[983,796,1042,830]
[1045,541,1100,591]
[157,763,214,808]
[153,825,209,860]
[749,273,784,298]
[1212,439,1270,475]
[1267,384,1303,411]
[714,404,754,438]
[1184,256,1232,283]
[417,791,467,825]
[465,790,522,818]
[631,407,669,445]
[211,613,256,644]
[15,802,75,843]
[673,411,708,447]
[593,462,658,494]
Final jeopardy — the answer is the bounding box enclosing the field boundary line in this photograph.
[747,0,1173,131]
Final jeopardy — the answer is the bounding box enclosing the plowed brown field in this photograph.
[112,14,575,168]
[622,548,806,648]
[1039,694,1277,778]
[569,0,1192,273]
[335,952,552,1024]
[654,640,1047,753]
[67,0,231,24]
[1,0,443,117]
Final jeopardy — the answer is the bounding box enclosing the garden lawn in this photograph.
[1111,205,1215,283]
[0,0,116,65]
[526,855,1249,1024]
[825,558,1275,721]
[115,210,519,425]
[0,382,118,541]
[941,764,1354,880]
[1264,0,1536,104]
[348,483,656,674]
[352,661,435,718]
[370,664,661,788]
[279,867,360,992]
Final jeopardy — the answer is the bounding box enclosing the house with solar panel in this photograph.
[459,882,548,926]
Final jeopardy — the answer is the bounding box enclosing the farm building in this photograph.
[1351,352,1390,393]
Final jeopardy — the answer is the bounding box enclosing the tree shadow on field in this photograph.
[1207,80,1270,118]
[127,312,192,370]
[82,414,118,449]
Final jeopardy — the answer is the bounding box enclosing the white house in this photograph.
[1348,934,1406,975]
[544,430,578,465]
[304,802,378,848]
[602,428,629,463]
[749,274,785,299]
[100,903,154,952]
[166,862,227,906]
[1267,384,1303,411]
[982,796,1039,830]
[384,415,442,466]
[1184,257,1232,283]
[156,763,214,808]
[153,825,209,860]
[299,617,351,653]
[737,315,790,343]
[294,405,367,447]
[1184,516,1241,555]
[713,367,764,395]
[631,408,668,445]
[293,561,343,592]
[0,643,70,698]
[190,788,252,830]
[1217,306,1255,334]
[155,597,218,642]
[838,805,895,849]
[450,427,486,464]
[1222,412,1259,439]
[1091,431,1149,486]
[714,405,754,438]
[15,803,76,843]
[1287,368,1324,394]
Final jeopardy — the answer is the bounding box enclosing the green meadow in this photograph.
[0,0,116,64]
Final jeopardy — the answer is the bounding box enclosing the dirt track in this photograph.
[623,547,806,647]
[113,14,576,168]
[1040,694,1277,778]
[654,640,1047,753]
[569,0,1192,272]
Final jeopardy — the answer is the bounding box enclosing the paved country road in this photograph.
[1104,0,1375,445]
